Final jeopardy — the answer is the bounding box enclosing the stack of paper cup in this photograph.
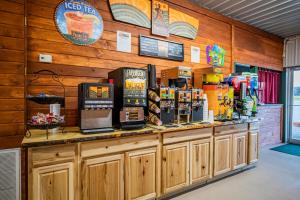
[208,110,214,123]
[50,103,61,116]
[203,94,208,122]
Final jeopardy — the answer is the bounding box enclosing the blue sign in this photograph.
[55,0,103,45]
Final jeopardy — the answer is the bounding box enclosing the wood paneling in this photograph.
[234,27,283,71]
[0,0,25,149]
[0,0,284,143]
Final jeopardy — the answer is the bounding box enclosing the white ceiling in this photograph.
[190,0,300,38]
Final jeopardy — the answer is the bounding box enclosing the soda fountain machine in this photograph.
[108,67,147,129]
[78,83,114,133]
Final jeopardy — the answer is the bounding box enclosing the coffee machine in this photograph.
[148,87,176,125]
[191,89,204,122]
[108,67,147,129]
[176,90,192,124]
[78,83,114,134]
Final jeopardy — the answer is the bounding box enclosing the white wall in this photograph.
[284,35,300,67]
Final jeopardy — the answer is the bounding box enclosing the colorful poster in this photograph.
[55,0,104,45]
[169,8,199,39]
[152,0,169,37]
[109,0,151,28]
[206,44,225,67]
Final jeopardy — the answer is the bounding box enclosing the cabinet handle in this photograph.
[196,145,199,162]
[237,139,241,158]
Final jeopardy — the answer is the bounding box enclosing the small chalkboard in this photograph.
[139,35,184,61]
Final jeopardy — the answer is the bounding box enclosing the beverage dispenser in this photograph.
[191,89,204,122]
[78,83,114,133]
[108,68,147,129]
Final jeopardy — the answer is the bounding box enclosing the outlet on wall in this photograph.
[39,54,52,63]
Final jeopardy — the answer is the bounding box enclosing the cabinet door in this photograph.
[214,135,232,176]
[232,132,248,170]
[32,162,74,200]
[190,138,212,184]
[162,142,189,194]
[125,147,159,200]
[82,154,124,200]
[248,131,259,164]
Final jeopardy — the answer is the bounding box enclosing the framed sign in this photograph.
[169,8,199,39]
[139,35,184,61]
[152,0,169,37]
[55,0,104,45]
[206,44,225,67]
[109,0,151,28]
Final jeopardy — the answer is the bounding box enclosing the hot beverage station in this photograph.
[74,64,259,134]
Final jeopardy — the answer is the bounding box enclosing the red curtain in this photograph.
[258,68,281,104]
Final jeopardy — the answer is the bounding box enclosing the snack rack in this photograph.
[26,70,66,139]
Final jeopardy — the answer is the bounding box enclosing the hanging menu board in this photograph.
[139,35,184,61]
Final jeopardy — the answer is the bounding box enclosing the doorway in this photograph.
[287,67,300,144]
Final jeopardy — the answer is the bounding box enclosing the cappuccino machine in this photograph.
[108,67,147,129]
[147,64,176,126]
[191,89,204,122]
[78,83,114,133]
[161,66,205,124]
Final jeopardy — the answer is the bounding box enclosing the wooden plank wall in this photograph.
[234,27,283,71]
[26,0,283,127]
[0,0,25,149]
[0,0,284,146]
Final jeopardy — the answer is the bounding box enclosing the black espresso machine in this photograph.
[108,67,147,129]
[78,83,114,134]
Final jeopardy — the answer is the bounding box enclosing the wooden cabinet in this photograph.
[125,148,159,200]
[32,162,74,200]
[232,132,248,170]
[248,131,259,164]
[214,135,232,176]
[162,142,189,194]
[190,138,213,184]
[81,154,124,200]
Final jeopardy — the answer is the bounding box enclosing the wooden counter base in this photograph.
[24,121,259,200]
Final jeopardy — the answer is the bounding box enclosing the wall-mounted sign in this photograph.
[117,31,131,53]
[191,46,200,63]
[206,44,225,67]
[139,35,184,61]
[169,8,199,39]
[55,0,104,45]
[109,0,151,28]
[152,0,169,37]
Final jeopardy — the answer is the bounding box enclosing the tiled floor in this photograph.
[172,145,300,200]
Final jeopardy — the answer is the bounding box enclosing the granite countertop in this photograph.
[22,119,259,148]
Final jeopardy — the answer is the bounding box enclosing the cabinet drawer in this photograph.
[81,134,159,158]
[214,123,248,136]
[249,122,259,131]
[30,144,76,166]
[163,128,213,144]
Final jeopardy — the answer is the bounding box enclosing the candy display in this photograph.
[28,113,64,126]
